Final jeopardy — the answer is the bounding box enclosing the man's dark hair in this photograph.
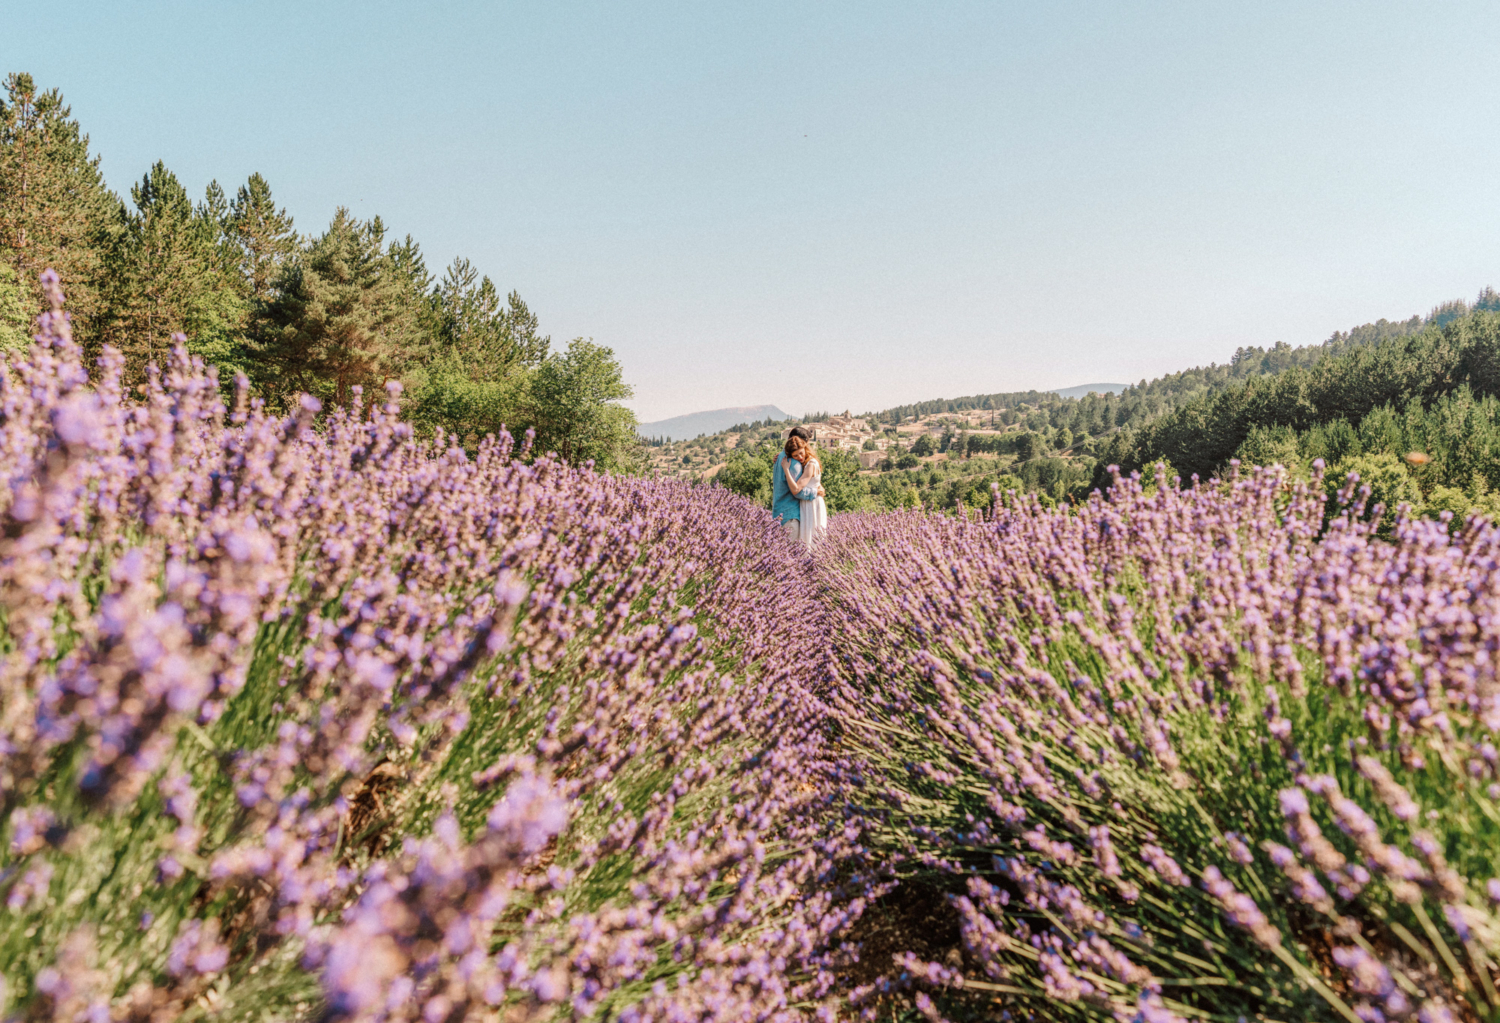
[784,426,810,457]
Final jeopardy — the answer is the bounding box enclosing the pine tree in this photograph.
[0,73,118,338]
[501,289,550,366]
[431,257,550,377]
[102,162,242,375]
[226,173,296,302]
[387,232,442,343]
[199,179,241,279]
[256,208,419,406]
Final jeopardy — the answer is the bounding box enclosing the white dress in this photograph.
[797,461,827,550]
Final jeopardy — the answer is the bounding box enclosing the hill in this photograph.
[1097,302,1500,507]
[1050,382,1128,399]
[636,404,790,441]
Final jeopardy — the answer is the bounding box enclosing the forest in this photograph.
[1097,306,1500,517]
[0,72,640,471]
[868,309,1441,435]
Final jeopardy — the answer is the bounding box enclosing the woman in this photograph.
[782,435,827,550]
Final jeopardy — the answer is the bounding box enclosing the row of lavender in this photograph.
[821,468,1500,1021]
[0,277,871,1022]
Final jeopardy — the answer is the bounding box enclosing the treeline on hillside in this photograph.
[867,296,1494,444]
[714,427,1093,517]
[0,73,638,469]
[1098,308,1500,524]
[708,295,1500,519]
[725,415,786,432]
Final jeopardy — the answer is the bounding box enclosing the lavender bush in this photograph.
[821,467,1500,1022]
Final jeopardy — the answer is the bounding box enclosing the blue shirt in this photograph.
[771,452,817,522]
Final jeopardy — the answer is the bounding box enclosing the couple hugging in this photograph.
[771,426,828,549]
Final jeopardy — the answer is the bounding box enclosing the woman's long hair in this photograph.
[786,435,817,471]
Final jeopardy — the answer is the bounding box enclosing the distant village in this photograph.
[801,410,1013,468]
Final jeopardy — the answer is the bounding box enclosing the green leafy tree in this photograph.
[818,448,864,512]
[953,477,999,515]
[402,258,641,472]
[527,338,638,471]
[0,73,118,340]
[256,208,419,406]
[1426,480,1500,528]
[1234,423,1303,475]
[881,482,920,510]
[402,257,560,449]
[1326,452,1421,534]
[403,359,531,450]
[911,433,935,457]
[1140,459,1180,496]
[1425,485,1477,528]
[717,444,775,506]
[1013,431,1038,462]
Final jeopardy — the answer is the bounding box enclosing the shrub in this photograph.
[819,447,865,512]
[716,443,774,505]
[1235,422,1303,474]
[1327,451,1422,533]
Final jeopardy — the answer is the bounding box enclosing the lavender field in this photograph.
[3,276,1500,1023]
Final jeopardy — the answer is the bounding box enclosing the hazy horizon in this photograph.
[639,382,1137,426]
[10,1,1498,421]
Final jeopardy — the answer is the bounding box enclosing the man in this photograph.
[772,426,819,544]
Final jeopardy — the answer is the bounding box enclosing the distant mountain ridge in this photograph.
[637,404,791,441]
[1051,383,1128,399]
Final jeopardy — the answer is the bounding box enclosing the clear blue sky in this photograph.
[7,2,1498,421]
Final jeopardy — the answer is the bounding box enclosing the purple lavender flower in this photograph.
[1202,867,1281,949]
[1141,844,1190,886]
